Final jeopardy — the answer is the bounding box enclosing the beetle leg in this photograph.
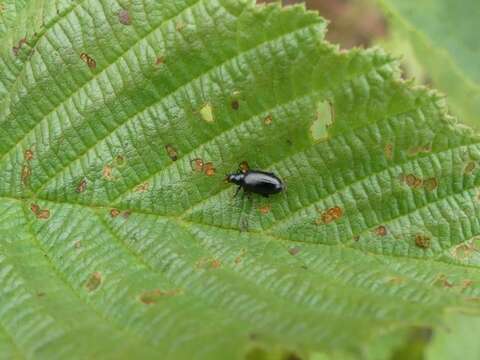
[234,186,242,197]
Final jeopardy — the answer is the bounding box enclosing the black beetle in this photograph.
[226,162,284,197]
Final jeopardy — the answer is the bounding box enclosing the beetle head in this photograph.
[225,173,244,185]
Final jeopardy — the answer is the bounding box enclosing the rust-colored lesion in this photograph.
[316,206,343,225]
[374,225,388,236]
[414,234,431,249]
[139,288,182,304]
[203,162,216,176]
[12,37,27,56]
[30,203,50,220]
[76,179,87,193]
[80,52,96,69]
[165,144,178,161]
[399,173,438,191]
[85,272,102,292]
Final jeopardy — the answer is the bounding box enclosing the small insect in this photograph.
[226,162,284,198]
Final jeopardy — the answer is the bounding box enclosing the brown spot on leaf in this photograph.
[316,206,343,225]
[12,37,27,56]
[191,158,204,172]
[139,288,182,304]
[288,247,301,256]
[423,178,438,192]
[85,272,102,292]
[30,203,50,220]
[203,162,215,176]
[155,56,165,66]
[231,99,240,110]
[259,204,271,215]
[264,114,273,125]
[118,9,131,25]
[24,149,34,161]
[110,209,121,218]
[466,297,480,303]
[415,234,431,249]
[464,161,477,175]
[433,274,453,288]
[374,225,387,236]
[37,209,50,219]
[462,279,474,289]
[30,203,40,214]
[165,144,178,161]
[21,165,31,186]
[384,144,393,160]
[76,179,87,193]
[122,210,132,219]
[451,241,477,260]
[353,235,360,242]
[385,276,405,285]
[134,182,149,193]
[74,241,82,249]
[403,174,423,188]
[407,145,432,157]
[80,52,96,69]
[176,21,186,31]
[102,165,113,180]
[195,257,221,270]
[115,155,126,167]
[234,249,247,265]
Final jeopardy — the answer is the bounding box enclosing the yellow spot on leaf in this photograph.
[310,100,334,142]
[384,144,393,160]
[134,182,150,193]
[200,103,214,123]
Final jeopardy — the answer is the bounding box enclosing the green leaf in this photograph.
[1,0,480,359]
[378,0,480,128]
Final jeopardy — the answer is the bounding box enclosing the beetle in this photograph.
[226,162,284,198]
